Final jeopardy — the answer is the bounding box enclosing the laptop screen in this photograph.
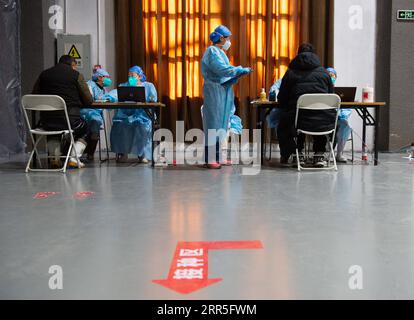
[334,87,357,102]
[117,86,146,103]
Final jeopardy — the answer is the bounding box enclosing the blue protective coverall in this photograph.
[201,45,249,162]
[109,82,158,160]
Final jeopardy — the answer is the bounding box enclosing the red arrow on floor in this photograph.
[153,241,263,294]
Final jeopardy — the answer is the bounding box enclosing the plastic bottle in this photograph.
[362,144,369,162]
[259,88,267,101]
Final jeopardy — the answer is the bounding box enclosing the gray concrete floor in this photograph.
[1,153,414,300]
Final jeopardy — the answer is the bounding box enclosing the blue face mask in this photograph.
[103,78,112,87]
[128,76,138,87]
[331,77,337,85]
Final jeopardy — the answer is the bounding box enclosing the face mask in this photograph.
[222,40,231,51]
[103,78,112,87]
[128,76,138,87]
[331,77,337,85]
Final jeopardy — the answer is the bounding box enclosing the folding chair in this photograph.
[21,95,82,173]
[295,94,341,172]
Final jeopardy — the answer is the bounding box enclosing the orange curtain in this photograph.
[118,0,302,131]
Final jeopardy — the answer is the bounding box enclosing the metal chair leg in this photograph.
[103,115,110,161]
[351,130,354,163]
[98,133,102,162]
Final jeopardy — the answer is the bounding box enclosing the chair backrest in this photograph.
[295,94,341,134]
[22,95,66,112]
[21,95,71,133]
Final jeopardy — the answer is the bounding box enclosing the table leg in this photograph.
[256,107,264,165]
[151,107,156,168]
[362,108,367,158]
[374,107,380,166]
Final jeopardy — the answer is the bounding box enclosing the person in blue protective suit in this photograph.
[81,68,114,160]
[201,25,253,169]
[110,66,158,163]
[327,67,353,163]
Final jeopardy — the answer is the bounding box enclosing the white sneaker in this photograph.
[68,159,85,169]
[139,157,149,164]
[313,154,327,168]
[336,155,348,163]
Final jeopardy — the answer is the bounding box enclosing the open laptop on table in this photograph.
[334,87,357,102]
[117,86,146,103]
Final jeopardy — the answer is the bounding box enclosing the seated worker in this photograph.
[110,66,157,163]
[277,43,334,168]
[327,67,353,163]
[32,55,93,168]
[81,68,114,160]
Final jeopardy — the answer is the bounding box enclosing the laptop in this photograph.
[117,86,146,103]
[334,87,357,102]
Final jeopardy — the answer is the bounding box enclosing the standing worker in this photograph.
[201,25,253,169]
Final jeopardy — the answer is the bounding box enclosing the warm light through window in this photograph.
[142,0,300,102]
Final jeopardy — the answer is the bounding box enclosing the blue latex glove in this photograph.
[240,67,253,75]
[102,94,116,103]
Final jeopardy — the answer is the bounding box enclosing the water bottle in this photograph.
[259,88,267,101]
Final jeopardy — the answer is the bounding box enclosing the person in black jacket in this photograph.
[33,55,93,168]
[277,43,334,167]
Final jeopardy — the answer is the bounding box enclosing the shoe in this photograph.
[139,157,149,164]
[116,154,129,163]
[68,141,87,169]
[280,157,291,168]
[292,154,306,167]
[336,155,348,163]
[221,159,232,166]
[48,138,62,168]
[68,160,85,169]
[313,154,327,168]
[50,159,62,169]
[205,163,222,169]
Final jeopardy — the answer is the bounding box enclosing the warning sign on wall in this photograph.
[58,34,91,79]
[65,43,83,68]
[68,45,81,59]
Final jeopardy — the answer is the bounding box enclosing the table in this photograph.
[91,102,166,167]
[251,100,386,166]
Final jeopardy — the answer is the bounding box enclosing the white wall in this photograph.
[65,0,116,150]
[334,0,377,151]
[65,0,116,86]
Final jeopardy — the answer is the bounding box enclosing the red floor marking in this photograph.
[74,191,95,199]
[33,192,59,199]
[153,241,263,294]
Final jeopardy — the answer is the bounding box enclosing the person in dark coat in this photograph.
[32,55,93,168]
[277,43,334,167]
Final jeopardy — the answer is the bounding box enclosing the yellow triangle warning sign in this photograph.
[68,45,81,59]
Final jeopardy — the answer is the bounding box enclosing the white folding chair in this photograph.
[21,95,82,173]
[295,94,341,172]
